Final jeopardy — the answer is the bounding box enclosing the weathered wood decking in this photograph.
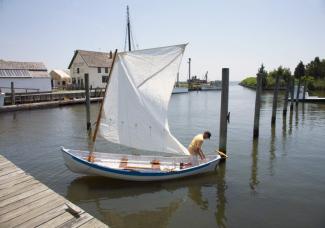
[0,154,108,228]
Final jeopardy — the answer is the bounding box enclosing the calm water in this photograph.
[1,85,325,228]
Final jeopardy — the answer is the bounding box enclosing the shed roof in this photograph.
[68,50,114,69]
[0,60,47,71]
[50,69,71,81]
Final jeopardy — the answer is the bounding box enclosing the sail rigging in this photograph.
[99,44,189,155]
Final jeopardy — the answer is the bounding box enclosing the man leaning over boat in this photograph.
[188,131,211,165]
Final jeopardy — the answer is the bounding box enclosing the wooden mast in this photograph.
[87,49,118,162]
[127,6,131,51]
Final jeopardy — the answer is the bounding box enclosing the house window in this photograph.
[72,78,76,84]
[98,67,101,73]
[102,75,109,83]
[77,68,80,74]
[105,67,108,73]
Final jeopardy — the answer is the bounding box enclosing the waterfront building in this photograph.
[68,50,114,89]
[0,59,51,93]
[50,69,71,89]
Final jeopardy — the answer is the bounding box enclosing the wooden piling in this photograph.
[253,73,262,138]
[10,82,15,105]
[296,77,301,104]
[219,68,229,153]
[84,73,91,131]
[303,80,307,100]
[283,77,290,116]
[271,74,280,124]
[290,77,295,111]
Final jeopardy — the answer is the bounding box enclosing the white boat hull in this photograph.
[172,87,188,94]
[61,147,221,181]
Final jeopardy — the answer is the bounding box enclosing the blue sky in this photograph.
[0,0,324,81]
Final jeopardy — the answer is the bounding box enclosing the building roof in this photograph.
[68,50,113,69]
[0,60,47,71]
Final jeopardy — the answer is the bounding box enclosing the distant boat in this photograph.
[62,44,221,181]
[201,80,222,91]
[172,72,188,94]
[289,86,325,102]
[172,86,188,94]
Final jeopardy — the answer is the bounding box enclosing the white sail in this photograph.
[99,44,189,155]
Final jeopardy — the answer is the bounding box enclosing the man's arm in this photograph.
[198,148,206,160]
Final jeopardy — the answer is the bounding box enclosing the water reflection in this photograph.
[289,108,293,135]
[295,104,299,128]
[250,139,259,193]
[269,125,276,176]
[66,170,228,228]
[215,162,227,228]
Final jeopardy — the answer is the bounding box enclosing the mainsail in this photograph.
[99,44,189,155]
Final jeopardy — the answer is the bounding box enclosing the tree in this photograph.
[306,57,323,79]
[258,64,267,89]
[294,61,305,102]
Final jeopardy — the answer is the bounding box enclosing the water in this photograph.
[1,85,325,228]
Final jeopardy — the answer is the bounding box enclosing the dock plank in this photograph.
[16,204,71,228]
[79,218,108,228]
[0,154,108,227]
[0,175,34,190]
[37,211,75,228]
[0,189,54,216]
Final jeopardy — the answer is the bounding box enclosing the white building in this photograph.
[50,69,71,89]
[0,60,51,93]
[68,50,113,89]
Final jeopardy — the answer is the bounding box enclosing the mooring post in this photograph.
[10,82,15,105]
[303,80,307,100]
[219,68,229,154]
[290,77,295,111]
[271,74,280,124]
[296,77,301,104]
[84,73,91,131]
[253,73,262,138]
[283,77,290,116]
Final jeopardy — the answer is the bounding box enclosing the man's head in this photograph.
[203,131,211,140]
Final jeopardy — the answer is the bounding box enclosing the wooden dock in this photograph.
[0,154,108,228]
[0,97,102,113]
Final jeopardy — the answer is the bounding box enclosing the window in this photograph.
[77,68,80,74]
[98,67,101,73]
[102,75,109,83]
[72,78,76,84]
[105,67,108,73]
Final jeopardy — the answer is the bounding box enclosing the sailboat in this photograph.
[61,44,221,181]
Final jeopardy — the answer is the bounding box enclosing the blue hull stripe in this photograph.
[64,150,218,177]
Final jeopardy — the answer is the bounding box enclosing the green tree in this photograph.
[306,57,323,79]
[257,64,267,88]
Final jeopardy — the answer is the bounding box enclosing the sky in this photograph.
[0,0,325,81]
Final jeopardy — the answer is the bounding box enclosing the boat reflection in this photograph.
[66,167,228,228]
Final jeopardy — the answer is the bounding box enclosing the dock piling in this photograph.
[253,73,262,138]
[271,74,280,124]
[10,82,15,105]
[219,68,229,154]
[290,77,295,111]
[283,77,290,116]
[84,73,91,131]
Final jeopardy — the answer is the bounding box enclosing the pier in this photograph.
[0,154,108,227]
